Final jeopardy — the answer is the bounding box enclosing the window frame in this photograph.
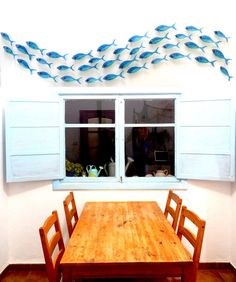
[53,92,185,190]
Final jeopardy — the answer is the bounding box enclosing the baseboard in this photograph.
[199,262,236,274]
[1,262,235,279]
[0,263,45,280]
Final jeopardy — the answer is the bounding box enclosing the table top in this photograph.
[61,201,192,266]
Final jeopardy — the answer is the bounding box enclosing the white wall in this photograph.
[0,0,236,272]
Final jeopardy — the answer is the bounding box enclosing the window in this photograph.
[64,96,176,184]
[4,89,235,189]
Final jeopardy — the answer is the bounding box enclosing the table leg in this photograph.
[62,268,71,282]
[182,264,194,282]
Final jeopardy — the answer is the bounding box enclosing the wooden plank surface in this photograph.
[61,201,192,265]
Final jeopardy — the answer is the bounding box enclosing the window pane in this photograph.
[65,99,115,124]
[66,127,115,177]
[125,127,175,177]
[125,99,174,124]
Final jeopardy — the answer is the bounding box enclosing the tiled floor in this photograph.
[1,268,236,282]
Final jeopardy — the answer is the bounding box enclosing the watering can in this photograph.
[86,165,103,177]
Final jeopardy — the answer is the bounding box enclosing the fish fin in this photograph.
[143,63,148,69]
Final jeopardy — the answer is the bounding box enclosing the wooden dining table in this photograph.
[60,201,193,281]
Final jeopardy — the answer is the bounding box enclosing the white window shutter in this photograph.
[5,99,65,182]
[176,97,235,181]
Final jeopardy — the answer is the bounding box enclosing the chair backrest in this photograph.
[164,190,182,231]
[39,210,65,282]
[177,206,206,282]
[63,191,79,237]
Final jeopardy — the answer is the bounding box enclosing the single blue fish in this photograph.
[37,71,58,82]
[214,30,230,42]
[46,51,67,60]
[184,41,207,52]
[220,66,233,81]
[119,55,138,69]
[185,26,203,33]
[199,35,221,48]
[129,42,145,55]
[212,49,231,65]
[97,39,117,52]
[36,57,53,68]
[169,52,191,60]
[72,50,93,61]
[88,55,105,64]
[139,47,159,59]
[151,55,168,64]
[127,63,148,74]
[78,63,99,71]
[3,46,17,58]
[1,32,14,45]
[194,56,216,67]
[26,41,46,55]
[16,44,35,60]
[155,23,176,32]
[162,42,180,49]
[149,33,170,45]
[175,33,192,40]
[60,75,82,83]
[128,32,149,43]
[103,71,125,81]
[17,58,36,74]
[57,64,75,71]
[85,76,103,84]
[113,44,130,55]
[102,56,121,68]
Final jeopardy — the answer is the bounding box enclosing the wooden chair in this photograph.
[63,191,79,237]
[177,206,206,282]
[164,190,182,231]
[39,210,65,282]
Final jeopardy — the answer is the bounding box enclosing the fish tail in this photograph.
[98,76,103,82]
[29,54,35,61]
[172,23,177,30]
[71,64,75,71]
[10,40,15,46]
[144,31,149,39]
[228,75,233,81]
[143,63,148,69]
[94,63,99,69]
[215,41,222,48]
[125,44,130,50]
[201,46,207,53]
[165,32,170,40]
[140,42,145,48]
[154,47,160,54]
[40,48,46,55]
[77,77,82,84]
[88,50,93,57]
[116,54,122,61]
[186,54,192,60]
[49,63,53,69]
[30,68,36,75]
[134,55,138,62]
[163,55,168,61]
[226,36,231,42]
[189,34,193,40]
[112,39,117,47]
[176,42,180,48]
[63,54,68,60]
[199,27,204,33]
[211,60,217,67]
[120,71,125,78]
[53,75,58,82]
[225,58,232,65]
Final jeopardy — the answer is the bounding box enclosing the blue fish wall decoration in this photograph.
[185,26,203,33]
[212,49,231,65]
[1,32,14,45]
[26,41,46,55]
[3,46,17,58]
[113,44,130,55]
[97,39,117,52]
[89,55,105,64]
[85,76,103,84]
[184,41,207,52]
[37,71,58,82]
[102,56,121,68]
[214,31,230,42]
[163,42,180,49]
[169,52,191,60]
[220,66,233,81]
[78,63,99,71]
[17,58,36,74]
[155,23,176,32]
[46,51,67,60]
[128,32,149,43]
[175,33,192,40]
[103,71,125,81]
[36,57,53,68]
[199,35,221,48]
[60,75,82,83]
[16,44,35,60]
[127,63,148,74]
[151,55,168,65]
[72,50,93,61]
[119,55,138,69]
[57,64,75,71]
[139,47,159,59]
[129,43,145,55]
[195,56,216,67]
[149,33,170,45]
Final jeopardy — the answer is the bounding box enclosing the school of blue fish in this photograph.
[0,25,233,84]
